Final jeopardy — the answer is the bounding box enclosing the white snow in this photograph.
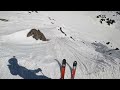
[0,11,120,79]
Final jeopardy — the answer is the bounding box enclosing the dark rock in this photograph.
[0,18,8,22]
[115,48,119,50]
[106,42,110,45]
[27,29,47,41]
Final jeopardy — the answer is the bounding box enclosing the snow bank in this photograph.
[1,29,44,45]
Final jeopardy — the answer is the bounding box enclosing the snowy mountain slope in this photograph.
[43,11,120,48]
[0,11,120,79]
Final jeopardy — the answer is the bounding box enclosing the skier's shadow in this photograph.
[7,57,51,79]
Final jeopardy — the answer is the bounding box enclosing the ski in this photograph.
[71,61,77,79]
[60,59,66,79]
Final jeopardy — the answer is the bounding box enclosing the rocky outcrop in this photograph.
[27,29,47,41]
[0,18,8,22]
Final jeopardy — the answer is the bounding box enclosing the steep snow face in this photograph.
[42,11,120,48]
[0,11,120,79]
[0,11,57,35]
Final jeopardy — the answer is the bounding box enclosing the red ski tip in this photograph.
[73,61,77,66]
[71,61,77,79]
[60,59,67,79]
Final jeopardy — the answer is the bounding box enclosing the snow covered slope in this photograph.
[0,11,120,79]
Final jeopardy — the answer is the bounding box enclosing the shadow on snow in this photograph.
[7,56,51,79]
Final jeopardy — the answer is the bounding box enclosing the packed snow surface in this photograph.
[0,11,120,79]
